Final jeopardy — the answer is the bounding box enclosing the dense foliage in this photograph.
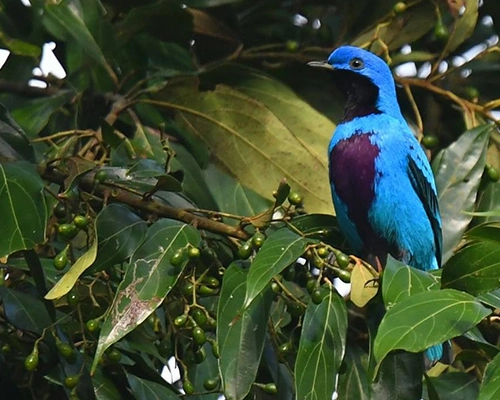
[1,0,500,399]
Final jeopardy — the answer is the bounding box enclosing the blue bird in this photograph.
[308,46,443,362]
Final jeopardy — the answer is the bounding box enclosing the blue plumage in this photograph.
[309,46,443,362]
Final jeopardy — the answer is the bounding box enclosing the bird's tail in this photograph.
[425,344,443,362]
[425,341,453,369]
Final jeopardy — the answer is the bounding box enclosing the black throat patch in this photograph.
[331,70,382,123]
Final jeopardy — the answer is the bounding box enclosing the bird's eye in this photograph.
[349,58,364,69]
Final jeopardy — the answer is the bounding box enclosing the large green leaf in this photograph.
[217,263,273,400]
[153,67,334,213]
[0,161,47,258]
[474,182,500,225]
[92,204,148,271]
[373,289,490,371]
[0,287,54,334]
[433,125,491,263]
[382,256,440,308]
[295,288,348,400]
[446,0,479,53]
[0,104,34,162]
[442,241,500,295]
[478,352,500,400]
[126,372,179,399]
[337,344,369,400]
[243,228,310,309]
[91,219,201,372]
[425,372,479,400]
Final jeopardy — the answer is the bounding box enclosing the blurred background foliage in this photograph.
[1,0,500,399]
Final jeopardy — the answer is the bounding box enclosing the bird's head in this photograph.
[308,46,404,123]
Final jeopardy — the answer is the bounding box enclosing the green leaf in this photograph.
[188,342,220,400]
[0,287,54,334]
[290,213,343,245]
[92,204,148,272]
[477,289,500,309]
[373,289,490,372]
[441,241,500,295]
[126,372,179,399]
[0,104,34,162]
[446,0,479,53]
[295,288,348,400]
[0,161,47,258]
[11,91,73,137]
[36,0,112,74]
[45,226,98,300]
[382,256,440,308]
[433,125,492,263]
[154,66,334,213]
[465,222,500,243]
[92,220,201,373]
[243,228,309,309]
[217,263,273,400]
[474,182,500,224]
[337,344,369,400]
[371,352,424,400]
[426,372,479,400]
[92,367,122,400]
[478,352,500,400]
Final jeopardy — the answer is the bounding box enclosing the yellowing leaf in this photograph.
[350,261,379,308]
[45,228,98,300]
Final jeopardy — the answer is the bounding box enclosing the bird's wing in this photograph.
[407,152,442,268]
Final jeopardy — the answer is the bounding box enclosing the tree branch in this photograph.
[40,166,251,241]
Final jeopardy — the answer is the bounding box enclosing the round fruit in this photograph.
[174,314,188,327]
[192,326,207,346]
[211,341,220,358]
[53,202,67,219]
[486,164,500,182]
[336,252,350,269]
[306,278,317,294]
[288,191,303,205]
[337,269,352,283]
[286,40,299,52]
[64,375,79,389]
[67,291,79,307]
[317,247,329,258]
[86,319,100,333]
[464,86,480,101]
[311,288,324,304]
[278,342,292,355]
[73,215,89,229]
[182,282,194,297]
[94,170,107,183]
[53,248,68,270]
[393,1,407,14]
[204,377,220,391]
[170,249,185,267]
[238,241,253,259]
[194,347,206,364]
[252,232,266,249]
[422,135,439,149]
[434,22,449,42]
[271,282,281,293]
[24,351,39,371]
[263,383,278,394]
[203,276,220,288]
[183,379,195,395]
[191,308,208,328]
[107,348,121,363]
[58,223,78,239]
[198,285,218,296]
[188,247,201,259]
[57,342,74,360]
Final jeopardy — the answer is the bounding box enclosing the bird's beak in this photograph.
[307,61,334,70]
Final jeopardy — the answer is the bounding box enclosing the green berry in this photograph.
[53,248,68,270]
[211,341,220,358]
[278,342,292,355]
[288,191,303,205]
[337,269,352,283]
[53,202,67,219]
[238,240,253,259]
[73,215,89,229]
[204,376,220,391]
[336,252,350,269]
[24,350,39,371]
[317,247,329,258]
[203,276,220,288]
[464,86,480,101]
[192,326,207,346]
[486,164,500,182]
[306,278,317,294]
[86,319,100,333]
[157,338,172,358]
[170,248,186,267]
[285,40,299,52]
[198,285,218,296]
[191,308,208,328]
[58,223,78,239]
[393,1,407,14]
[183,379,195,395]
[252,232,266,249]
[311,288,324,304]
[182,282,194,297]
[194,347,206,364]
[188,247,201,259]
[107,348,121,363]
[263,383,278,394]
[271,282,281,293]
[64,375,79,389]
[434,22,449,42]
[67,290,79,307]
[94,170,107,183]
[422,135,439,149]
[1,343,11,354]
[57,341,74,360]
[287,302,305,317]
[174,314,188,327]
